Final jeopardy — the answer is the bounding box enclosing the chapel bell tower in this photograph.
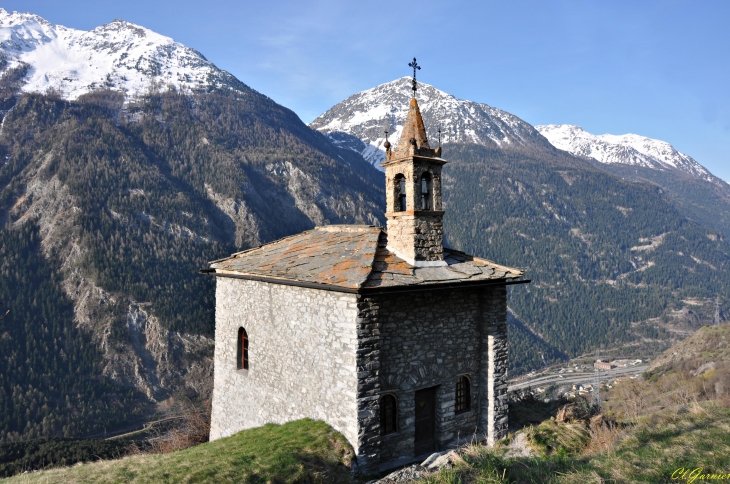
[382,58,447,266]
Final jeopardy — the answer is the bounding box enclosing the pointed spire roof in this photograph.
[396,98,431,153]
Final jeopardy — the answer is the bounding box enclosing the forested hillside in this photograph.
[591,161,730,240]
[0,224,144,441]
[0,83,385,441]
[442,143,730,361]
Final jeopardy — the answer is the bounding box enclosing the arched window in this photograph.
[420,172,433,210]
[380,394,397,435]
[455,375,471,414]
[237,327,249,370]
[394,174,406,212]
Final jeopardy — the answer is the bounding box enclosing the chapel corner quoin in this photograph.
[202,64,529,474]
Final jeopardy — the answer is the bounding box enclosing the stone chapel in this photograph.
[204,70,528,473]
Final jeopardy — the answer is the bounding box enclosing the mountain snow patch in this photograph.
[310,77,545,170]
[536,124,712,181]
[0,9,236,100]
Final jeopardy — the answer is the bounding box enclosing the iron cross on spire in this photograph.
[409,57,421,95]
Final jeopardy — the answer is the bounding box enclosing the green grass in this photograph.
[2,419,353,484]
[422,403,730,484]
[576,404,730,483]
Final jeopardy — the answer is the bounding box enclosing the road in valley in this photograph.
[508,364,650,392]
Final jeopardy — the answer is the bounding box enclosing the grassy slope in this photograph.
[424,324,730,483]
[6,404,730,483]
[647,323,730,371]
[3,419,353,484]
[581,405,730,483]
[423,403,730,483]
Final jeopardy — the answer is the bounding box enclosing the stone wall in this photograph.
[386,212,444,262]
[481,286,509,444]
[351,292,381,473]
[209,276,509,475]
[355,286,508,473]
[209,278,360,450]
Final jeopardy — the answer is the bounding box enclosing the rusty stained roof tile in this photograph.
[211,225,381,289]
[210,225,525,290]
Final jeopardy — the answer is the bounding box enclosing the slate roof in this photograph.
[209,225,525,291]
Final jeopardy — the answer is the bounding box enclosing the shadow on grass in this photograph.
[508,392,570,431]
[292,450,352,484]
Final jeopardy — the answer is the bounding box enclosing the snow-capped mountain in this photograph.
[535,124,713,182]
[310,77,549,169]
[0,9,237,100]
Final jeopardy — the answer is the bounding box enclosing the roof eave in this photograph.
[201,268,530,295]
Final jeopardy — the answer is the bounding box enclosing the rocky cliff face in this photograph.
[4,115,214,409]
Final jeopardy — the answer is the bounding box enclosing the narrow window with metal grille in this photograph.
[455,375,470,413]
[237,327,249,370]
[394,174,407,212]
[400,178,407,211]
[420,173,432,210]
[380,394,397,435]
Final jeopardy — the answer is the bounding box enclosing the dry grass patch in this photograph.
[523,420,591,457]
[418,403,730,484]
[575,403,730,483]
[583,420,624,456]
[140,401,211,455]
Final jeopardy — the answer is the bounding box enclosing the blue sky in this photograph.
[6,0,730,182]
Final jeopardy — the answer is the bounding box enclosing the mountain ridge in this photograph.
[535,124,716,182]
[310,77,552,169]
[534,124,730,238]
[0,9,241,100]
[313,77,730,238]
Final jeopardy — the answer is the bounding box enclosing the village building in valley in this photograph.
[203,63,529,473]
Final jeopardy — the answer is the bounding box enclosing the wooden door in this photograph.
[414,387,437,456]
